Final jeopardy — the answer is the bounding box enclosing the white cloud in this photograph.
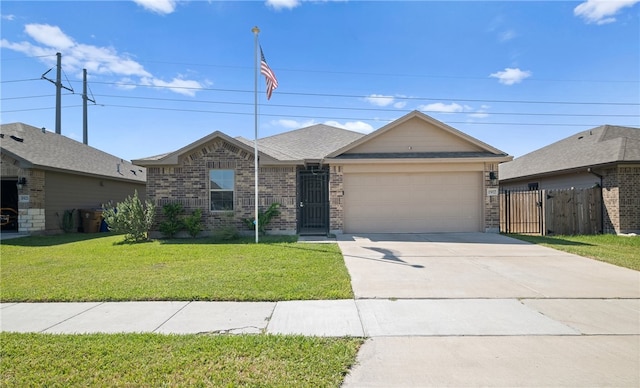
[1,14,15,21]
[574,0,639,25]
[489,67,532,85]
[393,101,407,109]
[132,0,178,15]
[418,102,466,113]
[499,29,517,42]
[273,119,317,129]
[364,94,395,107]
[266,0,301,10]
[1,23,204,96]
[324,120,374,133]
[468,105,491,118]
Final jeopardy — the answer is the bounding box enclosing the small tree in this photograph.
[159,203,184,239]
[103,190,155,243]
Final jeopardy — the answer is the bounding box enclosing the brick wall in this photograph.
[147,139,298,235]
[484,162,500,233]
[617,165,640,234]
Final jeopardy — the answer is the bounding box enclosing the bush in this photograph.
[243,203,280,235]
[58,209,75,233]
[159,203,184,239]
[183,209,203,238]
[103,190,155,243]
[214,211,240,241]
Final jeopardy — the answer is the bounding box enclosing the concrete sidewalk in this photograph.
[2,298,638,336]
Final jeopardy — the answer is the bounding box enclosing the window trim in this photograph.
[209,169,235,212]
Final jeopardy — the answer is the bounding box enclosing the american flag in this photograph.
[260,47,278,100]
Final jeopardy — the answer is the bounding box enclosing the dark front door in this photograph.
[298,168,329,235]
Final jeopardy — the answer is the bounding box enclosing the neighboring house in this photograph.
[499,125,640,234]
[1,123,146,234]
[133,111,511,236]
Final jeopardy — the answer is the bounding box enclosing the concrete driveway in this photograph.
[338,233,640,387]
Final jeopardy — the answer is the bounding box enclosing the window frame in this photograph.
[209,169,235,212]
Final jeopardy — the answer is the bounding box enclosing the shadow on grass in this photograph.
[507,234,595,247]
[0,232,115,247]
[157,235,299,245]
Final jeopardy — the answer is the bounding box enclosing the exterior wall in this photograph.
[345,117,483,154]
[484,162,500,233]
[603,165,640,234]
[45,170,146,233]
[500,171,600,191]
[147,139,297,236]
[1,154,46,234]
[618,165,640,234]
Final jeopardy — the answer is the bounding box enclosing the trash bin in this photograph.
[80,209,103,233]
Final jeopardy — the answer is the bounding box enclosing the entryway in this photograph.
[297,168,329,235]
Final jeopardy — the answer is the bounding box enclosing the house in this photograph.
[499,125,640,234]
[133,111,512,236]
[1,123,147,234]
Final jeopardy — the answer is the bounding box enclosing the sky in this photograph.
[1,0,639,162]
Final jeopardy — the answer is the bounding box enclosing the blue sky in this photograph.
[1,0,638,162]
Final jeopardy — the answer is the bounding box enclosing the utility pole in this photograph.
[41,52,73,135]
[82,69,95,145]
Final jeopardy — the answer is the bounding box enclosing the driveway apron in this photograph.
[338,233,640,387]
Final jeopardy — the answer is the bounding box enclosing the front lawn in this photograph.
[0,234,354,302]
[508,234,640,271]
[0,332,363,387]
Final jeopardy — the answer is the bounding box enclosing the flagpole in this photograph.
[252,26,260,244]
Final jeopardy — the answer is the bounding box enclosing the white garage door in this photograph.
[343,171,483,233]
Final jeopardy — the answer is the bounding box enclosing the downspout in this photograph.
[587,168,604,234]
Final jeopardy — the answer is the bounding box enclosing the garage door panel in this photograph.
[343,171,482,233]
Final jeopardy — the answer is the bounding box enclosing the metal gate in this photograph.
[298,168,329,235]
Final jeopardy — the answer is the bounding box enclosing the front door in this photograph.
[298,168,329,235]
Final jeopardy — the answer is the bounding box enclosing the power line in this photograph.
[90,93,639,119]
[3,77,639,106]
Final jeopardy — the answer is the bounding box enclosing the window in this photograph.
[210,170,234,211]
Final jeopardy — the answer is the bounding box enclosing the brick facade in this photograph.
[602,165,640,234]
[147,139,298,236]
[484,162,500,233]
[1,153,46,234]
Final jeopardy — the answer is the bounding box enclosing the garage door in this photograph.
[343,171,482,233]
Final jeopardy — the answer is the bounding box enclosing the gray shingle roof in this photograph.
[248,124,365,161]
[499,125,640,181]
[1,122,146,182]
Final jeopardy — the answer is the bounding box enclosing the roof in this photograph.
[249,124,365,161]
[1,123,146,183]
[499,125,640,181]
[135,125,364,166]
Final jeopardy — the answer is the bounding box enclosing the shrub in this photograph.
[103,190,155,243]
[214,211,240,241]
[243,203,280,235]
[183,209,203,238]
[58,209,75,233]
[159,203,184,239]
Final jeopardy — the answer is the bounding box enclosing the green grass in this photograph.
[0,234,354,302]
[508,234,640,271]
[0,332,363,387]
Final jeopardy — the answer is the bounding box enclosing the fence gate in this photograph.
[500,187,602,235]
[500,190,544,234]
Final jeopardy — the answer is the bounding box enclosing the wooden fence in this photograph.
[500,187,602,235]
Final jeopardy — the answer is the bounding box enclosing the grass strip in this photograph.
[0,234,353,302]
[508,234,639,271]
[0,332,363,387]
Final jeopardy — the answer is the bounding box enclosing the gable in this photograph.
[345,116,484,154]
